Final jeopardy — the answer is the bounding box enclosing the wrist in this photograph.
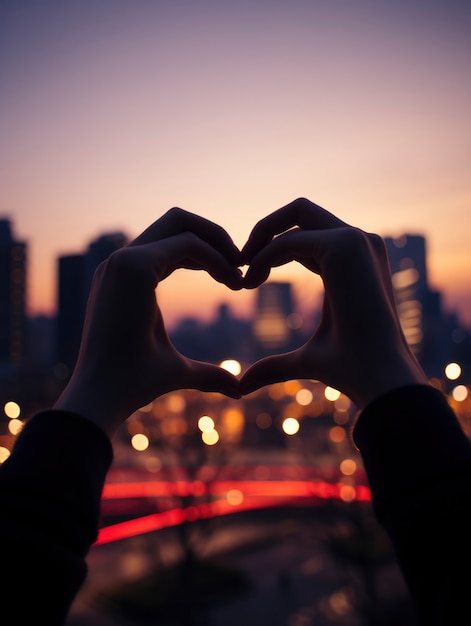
[54,375,130,439]
[351,349,430,410]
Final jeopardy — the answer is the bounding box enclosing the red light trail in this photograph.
[96,479,371,546]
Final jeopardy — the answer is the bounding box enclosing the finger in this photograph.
[243,229,322,289]
[241,197,348,263]
[131,208,242,267]
[151,233,244,290]
[185,359,241,399]
[240,349,308,395]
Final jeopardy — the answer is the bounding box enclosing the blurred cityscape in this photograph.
[2,218,471,625]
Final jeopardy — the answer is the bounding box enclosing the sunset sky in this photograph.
[1,0,470,329]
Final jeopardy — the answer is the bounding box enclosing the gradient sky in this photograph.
[1,0,471,329]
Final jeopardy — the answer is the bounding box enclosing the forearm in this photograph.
[353,385,471,624]
[0,410,113,623]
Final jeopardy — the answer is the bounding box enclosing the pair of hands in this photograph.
[55,198,428,438]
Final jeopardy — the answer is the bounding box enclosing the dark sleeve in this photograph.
[0,409,113,625]
[352,384,471,626]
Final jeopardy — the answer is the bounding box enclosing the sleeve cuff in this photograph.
[352,384,471,521]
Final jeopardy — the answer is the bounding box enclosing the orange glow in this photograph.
[339,485,356,502]
[392,268,419,289]
[329,426,346,443]
[226,489,244,505]
[296,388,313,406]
[452,385,468,402]
[284,380,303,395]
[0,447,10,464]
[7,419,23,436]
[339,459,357,476]
[166,394,186,413]
[221,407,244,441]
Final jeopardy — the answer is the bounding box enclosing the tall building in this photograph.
[253,282,296,353]
[0,218,27,367]
[384,234,428,358]
[56,254,86,375]
[384,233,452,374]
[55,231,127,376]
[83,233,128,297]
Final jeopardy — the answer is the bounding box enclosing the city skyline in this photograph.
[3,214,471,334]
[2,211,468,380]
[1,1,470,326]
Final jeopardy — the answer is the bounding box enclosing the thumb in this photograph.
[185,359,242,399]
[240,349,306,395]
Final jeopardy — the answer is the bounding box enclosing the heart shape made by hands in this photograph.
[160,199,413,410]
[167,268,317,376]
[85,198,409,420]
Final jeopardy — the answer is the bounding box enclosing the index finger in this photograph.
[130,207,242,267]
[241,197,348,263]
[148,232,244,290]
[243,229,322,289]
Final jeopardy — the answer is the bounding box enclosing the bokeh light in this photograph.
[226,489,244,505]
[0,447,10,463]
[4,401,20,419]
[324,386,341,401]
[445,362,462,380]
[295,388,313,406]
[340,459,357,476]
[219,359,242,376]
[131,433,150,451]
[452,385,468,402]
[198,415,215,432]
[8,419,23,436]
[282,417,300,435]
[202,429,219,445]
[339,485,356,502]
[329,426,346,443]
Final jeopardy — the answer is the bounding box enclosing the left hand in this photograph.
[54,208,243,437]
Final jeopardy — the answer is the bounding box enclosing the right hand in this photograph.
[240,198,429,409]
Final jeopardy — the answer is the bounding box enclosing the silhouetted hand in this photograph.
[240,198,429,408]
[54,208,243,437]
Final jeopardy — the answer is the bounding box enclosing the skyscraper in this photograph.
[0,219,26,367]
[253,281,295,352]
[56,254,86,375]
[384,234,428,357]
[384,233,450,373]
[55,231,127,375]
